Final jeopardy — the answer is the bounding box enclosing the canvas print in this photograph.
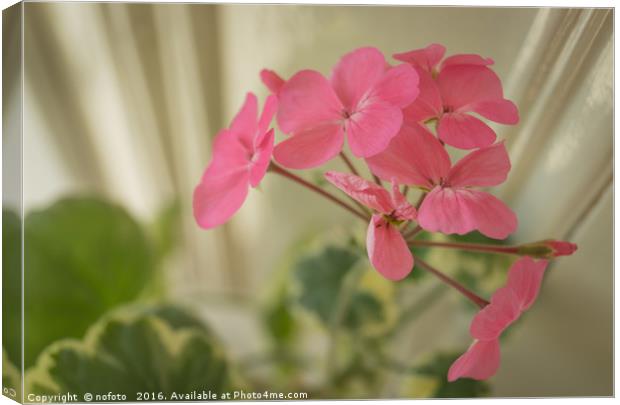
[2,3,613,402]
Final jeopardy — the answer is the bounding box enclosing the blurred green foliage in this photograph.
[293,245,384,330]
[22,197,157,367]
[2,349,21,400]
[26,305,230,400]
[2,210,22,369]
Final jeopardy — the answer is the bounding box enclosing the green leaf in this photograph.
[416,352,489,398]
[293,245,384,330]
[263,292,296,346]
[23,197,156,367]
[25,305,229,400]
[3,210,22,369]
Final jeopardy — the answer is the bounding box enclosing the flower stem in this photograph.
[409,240,520,255]
[339,152,360,176]
[269,162,369,222]
[413,256,489,309]
[403,225,423,240]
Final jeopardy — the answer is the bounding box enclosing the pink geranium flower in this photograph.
[193,93,277,229]
[273,47,419,169]
[448,257,549,381]
[366,122,517,239]
[324,171,416,281]
[394,43,519,150]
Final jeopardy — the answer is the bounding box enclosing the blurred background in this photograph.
[2,3,613,399]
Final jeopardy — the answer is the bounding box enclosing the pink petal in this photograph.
[324,171,393,214]
[345,99,403,158]
[260,69,285,94]
[229,93,258,147]
[257,95,278,138]
[330,47,386,111]
[470,287,521,340]
[506,257,549,311]
[456,189,518,239]
[470,99,519,125]
[447,142,511,188]
[366,122,450,188]
[249,129,274,187]
[418,187,471,235]
[276,70,343,134]
[193,167,249,229]
[393,43,446,72]
[210,129,251,171]
[366,214,414,281]
[440,54,494,70]
[437,112,497,149]
[402,68,443,123]
[437,65,505,111]
[448,339,501,382]
[273,123,344,169]
[417,188,517,239]
[369,63,420,108]
[391,182,417,221]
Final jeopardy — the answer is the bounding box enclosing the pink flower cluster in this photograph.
[192,44,577,383]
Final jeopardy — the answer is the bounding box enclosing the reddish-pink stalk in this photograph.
[414,257,489,309]
[269,162,369,222]
[409,240,520,255]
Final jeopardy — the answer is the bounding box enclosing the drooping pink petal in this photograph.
[436,65,505,111]
[369,63,420,108]
[229,93,258,140]
[276,70,343,134]
[393,43,446,72]
[324,171,393,214]
[273,124,344,169]
[345,99,403,158]
[417,188,517,239]
[390,182,417,221]
[260,69,286,94]
[366,123,451,188]
[506,257,549,311]
[193,167,250,230]
[448,339,501,382]
[470,287,521,340]
[401,68,443,123]
[330,47,386,111]
[437,112,497,149]
[440,54,494,70]
[366,214,414,281]
[447,142,511,188]
[249,129,274,187]
[469,99,519,125]
[256,95,278,138]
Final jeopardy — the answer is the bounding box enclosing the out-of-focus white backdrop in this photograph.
[5,4,612,396]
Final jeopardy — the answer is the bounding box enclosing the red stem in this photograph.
[269,162,369,222]
[414,257,489,309]
[409,240,520,255]
[339,152,360,176]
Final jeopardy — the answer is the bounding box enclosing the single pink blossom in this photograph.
[324,171,416,281]
[394,43,518,150]
[273,47,419,169]
[260,69,286,95]
[366,122,517,239]
[448,257,549,381]
[193,93,277,229]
